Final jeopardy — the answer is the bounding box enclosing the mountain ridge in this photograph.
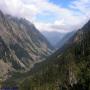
[0,10,54,79]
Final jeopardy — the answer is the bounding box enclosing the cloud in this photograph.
[0,0,39,21]
[0,0,90,32]
[70,0,90,16]
[34,0,90,32]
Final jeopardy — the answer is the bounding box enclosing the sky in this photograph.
[0,0,90,33]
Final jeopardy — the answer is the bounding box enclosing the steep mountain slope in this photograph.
[0,10,54,79]
[8,20,90,90]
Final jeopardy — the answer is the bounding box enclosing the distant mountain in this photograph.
[42,31,65,47]
[0,10,54,78]
[7,20,90,90]
[56,31,76,49]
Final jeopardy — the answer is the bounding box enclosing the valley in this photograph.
[1,19,90,90]
[0,7,90,90]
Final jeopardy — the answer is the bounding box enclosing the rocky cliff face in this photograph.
[0,10,54,78]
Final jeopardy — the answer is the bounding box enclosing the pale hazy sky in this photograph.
[0,0,90,32]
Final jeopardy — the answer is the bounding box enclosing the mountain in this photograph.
[56,31,76,49]
[5,20,90,90]
[42,31,65,47]
[0,10,54,79]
